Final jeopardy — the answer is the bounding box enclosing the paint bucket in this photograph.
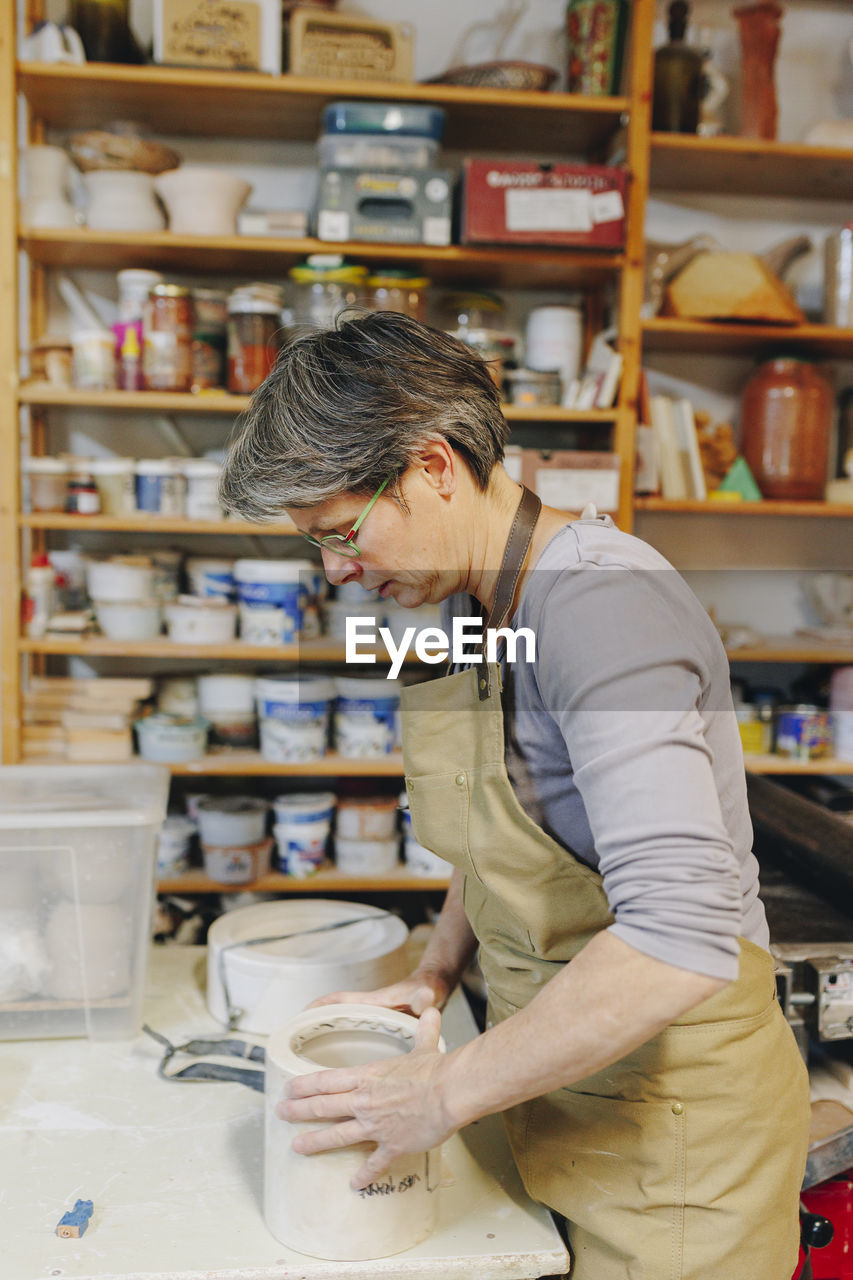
[86,555,155,602]
[135,713,209,762]
[202,836,273,884]
[256,676,334,762]
[272,791,336,876]
[239,603,289,646]
[335,836,399,875]
[265,1003,441,1259]
[336,796,398,841]
[197,674,257,749]
[323,599,383,641]
[135,458,186,515]
[157,677,199,718]
[185,556,236,600]
[196,795,268,847]
[234,558,313,641]
[182,458,222,521]
[94,597,162,640]
[157,815,196,874]
[334,678,402,757]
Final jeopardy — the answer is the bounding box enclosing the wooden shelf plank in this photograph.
[635,498,853,518]
[727,638,853,664]
[18,637,418,663]
[745,755,853,776]
[19,513,300,535]
[650,132,853,201]
[23,750,407,776]
[17,384,618,424]
[158,865,447,893]
[19,228,623,289]
[17,62,628,151]
[642,317,853,358]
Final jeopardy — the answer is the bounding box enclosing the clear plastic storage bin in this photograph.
[0,762,170,1041]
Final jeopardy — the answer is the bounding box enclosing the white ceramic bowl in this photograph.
[94,597,162,641]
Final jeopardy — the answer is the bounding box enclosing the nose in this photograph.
[320,546,362,587]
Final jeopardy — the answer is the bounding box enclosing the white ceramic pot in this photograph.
[135,714,209,763]
[154,167,252,236]
[196,796,268,847]
[335,836,399,875]
[206,899,409,1033]
[164,595,238,645]
[20,145,78,228]
[84,170,166,233]
[86,556,155,603]
[265,1003,442,1259]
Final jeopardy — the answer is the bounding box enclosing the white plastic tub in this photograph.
[256,676,334,762]
[0,761,169,1040]
[336,796,398,841]
[157,814,196,874]
[182,457,223,521]
[196,796,268,847]
[94,597,162,640]
[164,595,238,645]
[239,604,287,646]
[335,836,399,875]
[334,677,402,757]
[197,673,257,748]
[202,837,273,885]
[272,791,336,876]
[86,556,155,602]
[323,599,382,641]
[135,713,209,762]
[185,557,235,600]
[234,558,313,641]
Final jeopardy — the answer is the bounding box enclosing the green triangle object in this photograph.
[717,456,763,501]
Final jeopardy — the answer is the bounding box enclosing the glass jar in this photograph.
[227,288,283,394]
[143,284,193,392]
[289,256,369,328]
[740,358,833,500]
[366,271,430,323]
[192,287,229,392]
[24,457,71,512]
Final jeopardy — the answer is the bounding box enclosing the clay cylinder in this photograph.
[264,1004,442,1260]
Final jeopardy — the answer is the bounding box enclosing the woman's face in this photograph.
[287,469,459,608]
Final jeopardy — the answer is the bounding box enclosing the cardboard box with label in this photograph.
[154,0,281,72]
[522,450,621,513]
[315,169,453,246]
[460,159,626,249]
[289,10,414,82]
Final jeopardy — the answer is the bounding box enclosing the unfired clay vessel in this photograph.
[154,167,252,236]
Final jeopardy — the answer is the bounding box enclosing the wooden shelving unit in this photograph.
[168,751,406,778]
[157,865,447,894]
[642,316,853,359]
[19,637,421,663]
[634,498,853,518]
[744,755,853,777]
[650,132,853,201]
[19,512,300,535]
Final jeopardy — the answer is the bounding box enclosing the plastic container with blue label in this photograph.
[321,101,446,140]
[334,677,402,758]
[235,558,315,641]
[272,791,336,876]
[255,676,335,762]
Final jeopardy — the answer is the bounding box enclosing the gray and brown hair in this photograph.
[219,310,508,522]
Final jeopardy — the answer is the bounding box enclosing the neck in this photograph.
[462,470,530,614]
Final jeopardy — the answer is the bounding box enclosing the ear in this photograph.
[410,438,457,497]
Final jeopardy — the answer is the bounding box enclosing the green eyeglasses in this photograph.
[299,477,391,558]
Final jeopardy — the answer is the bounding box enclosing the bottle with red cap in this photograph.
[22,553,56,638]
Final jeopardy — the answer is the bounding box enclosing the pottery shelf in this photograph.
[16,61,629,153]
[23,749,407,777]
[726,638,853,664]
[19,228,625,290]
[634,498,853,518]
[642,317,853,359]
[744,756,853,776]
[19,636,422,663]
[650,132,853,202]
[17,384,618,425]
[157,866,447,894]
[20,513,301,535]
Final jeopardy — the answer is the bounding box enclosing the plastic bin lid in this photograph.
[0,762,171,829]
[321,100,446,140]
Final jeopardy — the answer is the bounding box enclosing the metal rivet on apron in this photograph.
[407,780,414,791]
[455,774,465,786]
[479,678,487,690]
[671,1101,684,1115]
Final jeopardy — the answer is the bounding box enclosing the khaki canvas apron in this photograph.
[400,499,809,1280]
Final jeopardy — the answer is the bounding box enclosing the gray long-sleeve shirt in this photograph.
[442,513,767,981]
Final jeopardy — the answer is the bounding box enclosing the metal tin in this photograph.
[143,284,193,392]
[775,704,833,760]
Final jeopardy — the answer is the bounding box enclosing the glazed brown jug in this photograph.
[740,358,833,500]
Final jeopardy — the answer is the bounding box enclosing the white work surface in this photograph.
[1,946,570,1280]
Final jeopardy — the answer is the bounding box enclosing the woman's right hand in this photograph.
[308,969,453,1015]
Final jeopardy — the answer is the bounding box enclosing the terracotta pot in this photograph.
[734,1,783,140]
[740,358,833,500]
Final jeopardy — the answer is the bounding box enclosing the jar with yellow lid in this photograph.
[289,255,369,328]
[366,270,430,323]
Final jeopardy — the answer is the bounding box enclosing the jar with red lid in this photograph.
[739,358,833,500]
[142,284,193,392]
[227,286,283,394]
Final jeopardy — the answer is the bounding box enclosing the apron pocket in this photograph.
[404,771,471,868]
[513,1087,687,1280]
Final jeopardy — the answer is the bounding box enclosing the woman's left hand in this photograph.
[276,1007,458,1189]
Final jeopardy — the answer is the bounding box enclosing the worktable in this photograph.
[1,946,570,1280]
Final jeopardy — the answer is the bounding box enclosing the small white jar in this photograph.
[183,458,223,521]
[94,597,162,641]
[86,555,155,603]
[88,457,136,515]
[335,836,399,875]
[135,458,187,516]
[136,713,209,762]
[164,595,238,645]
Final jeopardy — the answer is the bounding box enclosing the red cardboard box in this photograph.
[460,159,626,248]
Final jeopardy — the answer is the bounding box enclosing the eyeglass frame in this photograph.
[298,476,391,558]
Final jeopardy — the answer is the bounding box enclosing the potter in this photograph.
[221,312,809,1280]
[346,614,536,680]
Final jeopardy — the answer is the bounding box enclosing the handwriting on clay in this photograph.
[357,1173,421,1199]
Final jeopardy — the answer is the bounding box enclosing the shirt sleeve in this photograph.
[533,564,743,981]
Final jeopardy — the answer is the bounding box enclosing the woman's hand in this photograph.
[307,967,453,1015]
[277,1007,458,1189]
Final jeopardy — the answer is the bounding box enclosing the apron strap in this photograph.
[478,485,542,701]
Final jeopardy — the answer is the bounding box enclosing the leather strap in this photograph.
[478,485,541,701]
